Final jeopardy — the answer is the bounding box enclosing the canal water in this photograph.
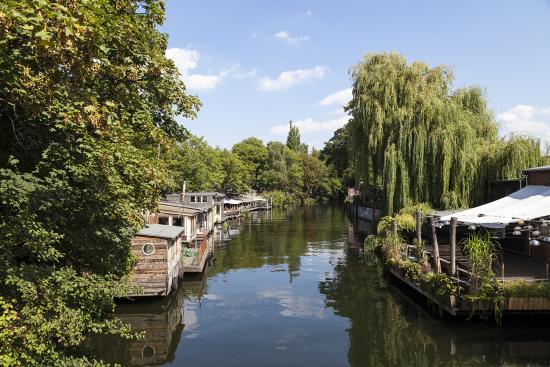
[92,206,550,366]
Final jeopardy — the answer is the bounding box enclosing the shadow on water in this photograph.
[87,206,550,366]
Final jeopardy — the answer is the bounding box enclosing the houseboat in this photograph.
[128,224,184,297]
[223,194,269,219]
[160,192,218,274]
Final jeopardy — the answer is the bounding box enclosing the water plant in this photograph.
[462,233,500,292]
[376,213,416,235]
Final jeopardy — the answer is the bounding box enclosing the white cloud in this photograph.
[233,67,257,79]
[270,115,350,134]
[318,87,352,107]
[257,66,327,91]
[259,288,327,319]
[274,31,310,46]
[166,47,232,91]
[497,104,550,146]
[306,10,312,16]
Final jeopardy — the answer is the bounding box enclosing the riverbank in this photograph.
[363,203,550,323]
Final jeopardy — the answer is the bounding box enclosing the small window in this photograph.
[173,217,183,227]
[202,196,207,202]
[191,196,196,202]
[142,345,155,358]
[142,243,155,256]
[158,217,168,225]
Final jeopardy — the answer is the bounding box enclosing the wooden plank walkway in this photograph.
[181,239,212,273]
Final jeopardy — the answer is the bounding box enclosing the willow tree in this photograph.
[349,53,545,213]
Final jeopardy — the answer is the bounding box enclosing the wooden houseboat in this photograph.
[147,198,204,244]
[179,191,225,225]
[158,193,217,274]
[128,224,184,297]
[223,194,269,219]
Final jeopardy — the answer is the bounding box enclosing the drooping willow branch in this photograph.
[349,53,546,213]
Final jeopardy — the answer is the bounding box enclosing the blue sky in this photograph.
[162,0,550,149]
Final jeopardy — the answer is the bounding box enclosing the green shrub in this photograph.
[502,280,550,299]
[398,202,433,217]
[377,213,416,235]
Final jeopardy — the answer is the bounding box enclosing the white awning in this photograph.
[224,199,243,205]
[439,185,550,229]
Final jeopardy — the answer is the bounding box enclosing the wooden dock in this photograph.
[181,237,212,273]
[381,211,550,319]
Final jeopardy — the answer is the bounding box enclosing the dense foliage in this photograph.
[167,128,343,204]
[348,53,547,213]
[320,125,352,188]
[0,0,199,365]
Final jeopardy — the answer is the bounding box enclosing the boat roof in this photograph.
[136,224,185,239]
[158,200,206,213]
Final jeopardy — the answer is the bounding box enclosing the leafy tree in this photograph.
[220,151,251,194]
[0,0,199,364]
[232,137,268,190]
[286,121,301,151]
[348,52,546,213]
[320,124,352,188]
[259,141,288,191]
[284,147,304,195]
[166,136,225,192]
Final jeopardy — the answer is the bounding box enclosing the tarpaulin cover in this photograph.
[439,185,550,229]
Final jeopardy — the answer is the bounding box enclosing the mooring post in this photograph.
[429,216,441,273]
[450,217,457,277]
[546,263,549,281]
[501,263,505,282]
[415,208,422,244]
[391,214,398,237]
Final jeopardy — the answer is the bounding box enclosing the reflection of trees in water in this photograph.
[210,206,347,281]
[319,250,550,367]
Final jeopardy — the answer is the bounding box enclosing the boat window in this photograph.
[191,196,196,202]
[142,345,155,358]
[142,243,155,256]
[202,196,207,202]
[173,217,183,227]
[158,217,168,225]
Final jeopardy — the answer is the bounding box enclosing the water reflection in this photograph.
[90,206,550,366]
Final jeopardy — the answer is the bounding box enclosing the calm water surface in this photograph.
[93,206,550,366]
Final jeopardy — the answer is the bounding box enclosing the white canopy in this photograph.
[439,185,550,229]
[224,198,243,205]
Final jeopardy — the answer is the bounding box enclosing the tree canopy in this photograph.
[0,0,199,364]
[348,52,547,213]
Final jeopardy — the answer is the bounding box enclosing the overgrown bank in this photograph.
[367,204,550,321]
[0,1,200,365]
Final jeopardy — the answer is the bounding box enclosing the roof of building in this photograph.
[185,202,214,210]
[185,192,225,197]
[439,185,550,228]
[522,165,550,173]
[158,200,205,213]
[136,224,185,239]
